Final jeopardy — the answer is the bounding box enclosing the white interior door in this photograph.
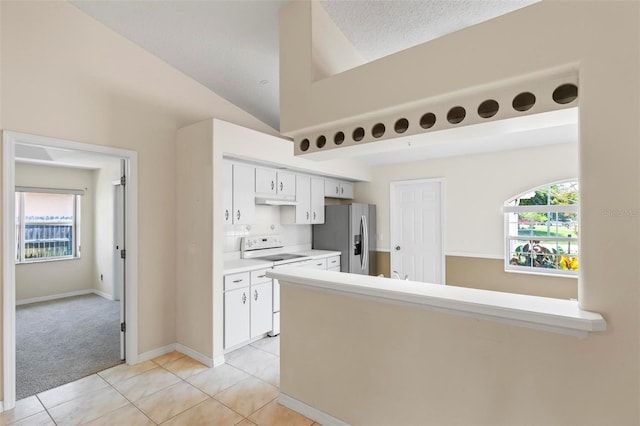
[390,179,444,284]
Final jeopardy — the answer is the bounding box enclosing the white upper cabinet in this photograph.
[339,181,354,199]
[311,177,325,224]
[281,174,325,224]
[324,178,354,199]
[255,167,277,195]
[255,168,296,199]
[294,174,311,224]
[227,163,255,225]
[223,162,234,225]
[277,171,296,198]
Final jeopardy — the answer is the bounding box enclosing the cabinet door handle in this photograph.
[306,211,309,220]
[271,180,274,190]
[313,211,316,220]
[237,210,241,220]
[225,209,229,221]
[335,186,339,194]
[232,279,243,283]
[242,292,247,304]
[341,186,344,195]
[254,289,259,301]
[280,182,283,191]
[257,274,266,278]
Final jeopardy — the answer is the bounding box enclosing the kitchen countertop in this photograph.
[293,249,341,259]
[267,267,606,338]
[223,250,341,274]
[223,258,273,275]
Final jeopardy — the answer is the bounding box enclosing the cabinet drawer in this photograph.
[251,268,272,284]
[224,272,250,291]
[309,258,327,269]
[328,266,341,272]
[326,256,340,269]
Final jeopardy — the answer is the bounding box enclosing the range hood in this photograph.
[255,196,298,206]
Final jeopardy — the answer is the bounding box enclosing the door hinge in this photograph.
[121,322,126,332]
[120,249,126,259]
[120,175,126,186]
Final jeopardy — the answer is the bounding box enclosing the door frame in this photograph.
[2,131,139,409]
[389,177,446,284]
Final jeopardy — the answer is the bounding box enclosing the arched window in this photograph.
[504,180,579,277]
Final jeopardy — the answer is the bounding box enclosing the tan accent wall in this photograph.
[375,252,577,299]
[374,251,390,277]
[446,256,577,300]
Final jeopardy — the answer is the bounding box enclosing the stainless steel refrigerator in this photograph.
[312,203,376,275]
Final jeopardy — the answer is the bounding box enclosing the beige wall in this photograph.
[357,143,578,256]
[15,164,94,301]
[175,120,214,359]
[279,1,640,424]
[0,0,281,396]
[93,161,121,298]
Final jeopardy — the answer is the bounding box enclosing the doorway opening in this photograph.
[390,178,445,284]
[3,131,139,409]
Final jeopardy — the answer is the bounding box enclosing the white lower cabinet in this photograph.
[250,282,273,337]
[224,268,273,350]
[224,287,250,349]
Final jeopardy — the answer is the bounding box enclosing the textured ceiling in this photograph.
[321,0,539,62]
[71,0,538,132]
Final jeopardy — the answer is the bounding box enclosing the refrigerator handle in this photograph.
[361,215,369,271]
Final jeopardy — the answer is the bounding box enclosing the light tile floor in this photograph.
[1,336,320,426]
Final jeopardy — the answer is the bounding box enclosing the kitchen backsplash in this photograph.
[223,205,312,253]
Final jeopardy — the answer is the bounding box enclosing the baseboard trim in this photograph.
[16,289,94,306]
[92,289,115,301]
[278,393,350,426]
[138,344,224,369]
[137,344,177,363]
[213,354,226,368]
[0,400,4,413]
[175,343,214,368]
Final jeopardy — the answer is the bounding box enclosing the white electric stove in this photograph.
[241,235,313,335]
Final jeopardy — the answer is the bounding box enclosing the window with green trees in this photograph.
[504,180,578,277]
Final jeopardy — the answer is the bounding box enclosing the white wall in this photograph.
[93,161,121,299]
[14,163,94,301]
[357,142,578,257]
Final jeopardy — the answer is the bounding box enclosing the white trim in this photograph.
[175,344,215,368]
[445,252,504,260]
[267,268,606,338]
[15,186,85,196]
[278,393,350,426]
[15,289,93,306]
[92,289,115,301]
[390,177,445,284]
[503,204,578,213]
[212,354,226,368]
[137,343,177,363]
[3,134,17,410]
[137,343,225,368]
[0,400,3,412]
[3,131,140,409]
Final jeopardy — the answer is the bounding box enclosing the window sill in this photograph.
[267,268,605,338]
[17,256,81,265]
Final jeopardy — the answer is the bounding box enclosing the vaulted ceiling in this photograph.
[70,0,538,132]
